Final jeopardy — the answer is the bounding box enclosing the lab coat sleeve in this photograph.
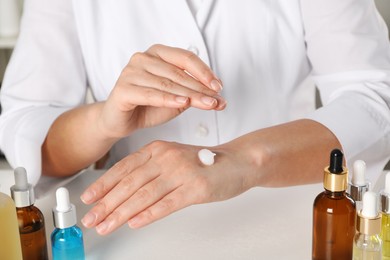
[300,0,390,183]
[0,0,87,185]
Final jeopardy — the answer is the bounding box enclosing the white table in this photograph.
[0,169,386,260]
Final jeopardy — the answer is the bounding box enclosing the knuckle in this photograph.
[159,79,174,91]
[90,180,107,196]
[109,210,124,223]
[118,175,136,193]
[111,160,127,172]
[148,43,164,52]
[147,140,169,151]
[164,145,184,159]
[141,209,154,221]
[95,200,109,215]
[171,68,187,82]
[136,188,151,201]
[129,51,144,63]
[160,197,176,212]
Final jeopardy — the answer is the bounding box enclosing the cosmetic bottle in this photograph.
[349,160,370,212]
[312,149,356,260]
[380,172,390,260]
[51,187,85,260]
[0,189,23,260]
[353,191,382,259]
[10,167,48,260]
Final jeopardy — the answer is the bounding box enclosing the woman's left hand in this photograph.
[80,140,256,235]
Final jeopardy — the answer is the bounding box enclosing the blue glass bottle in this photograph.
[51,187,85,260]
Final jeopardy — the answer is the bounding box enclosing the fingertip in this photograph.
[210,79,223,92]
[96,221,110,235]
[81,212,97,228]
[200,96,217,107]
[216,99,227,110]
[80,189,96,204]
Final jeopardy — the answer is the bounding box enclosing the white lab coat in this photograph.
[1,0,390,186]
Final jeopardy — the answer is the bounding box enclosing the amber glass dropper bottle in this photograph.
[10,167,48,260]
[312,149,356,260]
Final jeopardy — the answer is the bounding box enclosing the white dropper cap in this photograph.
[56,187,72,212]
[52,187,77,229]
[198,149,216,166]
[385,172,390,194]
[361,191,378,218]
[10,167,35,207]
[352,160,366,186]
[14,167,28,190]
[381,172,390,214]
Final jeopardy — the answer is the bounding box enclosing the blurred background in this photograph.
[0,0,389,169]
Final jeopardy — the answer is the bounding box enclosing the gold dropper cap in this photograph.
[323,149,348,192]
[323,166,348,192]
[356,212,381,236]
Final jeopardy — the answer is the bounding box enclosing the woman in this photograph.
[1,0,390,235]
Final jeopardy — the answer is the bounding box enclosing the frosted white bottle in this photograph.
[0,0,20,37]
[348,160,370,212]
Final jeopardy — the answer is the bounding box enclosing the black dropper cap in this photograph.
[329,149,343,174]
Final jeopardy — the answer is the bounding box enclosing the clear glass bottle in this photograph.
[312,149,356,260]
[353,191,382,260]
[348,160,370,212]
[380,172,390,260]
[0,190,23,260]
[51,187,85,260]
[10,167,48,260]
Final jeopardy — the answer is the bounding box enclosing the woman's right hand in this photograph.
[97,44,226,139]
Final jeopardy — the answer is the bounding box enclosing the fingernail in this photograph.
[201,96,217,107]
[175,96,188,104]
[96,221,110,234]
[128,217,140,229]
[217,99,227,109]
[81,212,96,227]
[81,190,95,203]
[210,79,223,92]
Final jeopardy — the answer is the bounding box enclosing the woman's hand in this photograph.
[97,44,226,139]
[79,119,342,235]
[42,44,225,177]
[80,140,256,235]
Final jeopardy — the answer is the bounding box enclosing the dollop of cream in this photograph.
[198,149,216,166]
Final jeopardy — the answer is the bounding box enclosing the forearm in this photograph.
[223,119,342,188]
[42,102,120,177]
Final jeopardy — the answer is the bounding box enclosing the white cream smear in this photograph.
[198,149,216,166]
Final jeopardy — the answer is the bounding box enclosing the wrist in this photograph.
[219,136,271,189]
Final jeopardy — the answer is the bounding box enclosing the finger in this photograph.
[123,70,225,110]
[94,176,179,235]
[128,186,191,229]
[81,161,161,228]
[80,150,151,204]
[147,44,223,92]
[135,53,222,94]
[114,82,195,112]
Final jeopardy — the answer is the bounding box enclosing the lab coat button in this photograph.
[187,45,199,56]
[196,125,209,137]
